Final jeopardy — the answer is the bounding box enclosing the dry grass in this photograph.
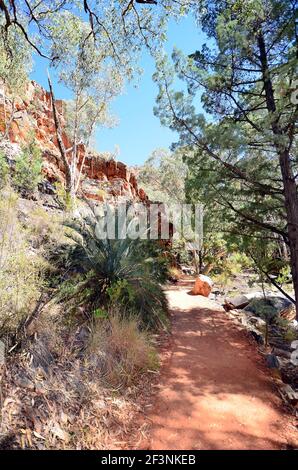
[89,312,159,388]
[0,307,159,450]
[0,189,160,450]
[28,206,66,250]
[0,187,46,336]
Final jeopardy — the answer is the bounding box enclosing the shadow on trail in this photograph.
[146,283,297,450]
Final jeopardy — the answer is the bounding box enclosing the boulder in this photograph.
[279,303,296,321]
[224,294,250,310]
[244,295,295,321]
[247,315,266,329]
[0,141,21,163]
[225,292,295,321]
[224,292,266,311]
[190,274,213,297]
[269,338,293,351]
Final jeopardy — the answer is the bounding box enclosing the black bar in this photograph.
[0,449,297,466]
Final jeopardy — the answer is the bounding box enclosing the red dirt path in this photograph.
[145,281,298,450]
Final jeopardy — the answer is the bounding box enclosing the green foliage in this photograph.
[213,271,232,290]
[54,211,169,329]
[107,279,135,306]
[282,325,298,344]
[48,14,125,199]
[199,233,227,273]
[137,240,170,284]
[229,252,252,270]
[276,266,291,287]
[250,298,277,346]
[153,0,297,295]
[0,23,32,93]
[1,1,188,75]
[93,307,109,320]
[172,239,192,266]
[28,206,66,252]
[54,181,75,212]
[0,152,9,188]
[0,188,45,336]
[13,140,43,193]
[62,64,121,150]
[212,251,252,280]
[137,148,187,204]
[250,299,277,325]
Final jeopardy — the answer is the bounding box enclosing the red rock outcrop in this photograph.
[0,80,148,203]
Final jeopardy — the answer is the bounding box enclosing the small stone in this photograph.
[266,354,280,369]
[225,294,250,309]
[281,384,298,405]
[248,316,266,328]
[250,330,264,345]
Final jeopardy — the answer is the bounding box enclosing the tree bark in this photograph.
[279,150,298,319]
[258,32,298,319]
[47,71,73,196]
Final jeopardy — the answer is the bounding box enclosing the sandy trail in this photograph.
[145,281,298,450]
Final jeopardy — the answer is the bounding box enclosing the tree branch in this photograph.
[47,70,72,193]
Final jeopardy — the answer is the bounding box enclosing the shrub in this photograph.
[28,207,65,250]
[13,140,42,193]
[54,181,74,212]
[54,211,169,329]
[282,324,298,343]
[0,151,9,188]
[228,252,252,271]
[213,271,232,290]
[0,188,45,336]
[88,309,159,387]
[249,298,277,346]
[168,266,181,281]
[212,251,253,288]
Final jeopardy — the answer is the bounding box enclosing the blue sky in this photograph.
[30,16,207,166]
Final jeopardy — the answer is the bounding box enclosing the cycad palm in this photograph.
[57,214,168,328]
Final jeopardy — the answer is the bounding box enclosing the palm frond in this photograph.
[55,210,169,328]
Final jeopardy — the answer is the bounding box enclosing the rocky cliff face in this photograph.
[0,81,148,204]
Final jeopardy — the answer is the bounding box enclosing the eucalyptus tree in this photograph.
[137,148,187,204]
[154,0,298,316]
[0,1,194,199]
[47,13,124,201]
[0,0,193,61]
[0,20,32,137]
